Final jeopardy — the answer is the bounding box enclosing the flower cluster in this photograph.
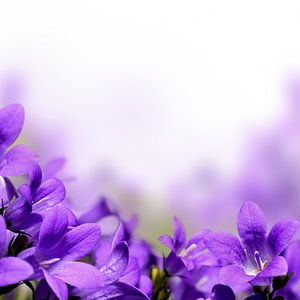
[0,103,300,300]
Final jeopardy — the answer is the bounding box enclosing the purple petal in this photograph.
[267,219,299,255]
[5,196,42,231]
[259,256,288,277]
[138,275,153,298]
[219,265,254,292]
[0,257,33,287]
[205,232,246,264]
[33,178,66,212]
[165,251,186,275]
[237,201,267,253]
[173,216,186,252]
[29,164,42,191]
[35,279,56,300]
[50,261,104,289]
[54,223,101,261]
[0,145,38,176]
[0,104,24,153]
[211,284,236,300]
[0,215,6,257]
[159,234,175,252]
[284,242,300,286]
[100,241,129,283]
[36,205,68,259]
[120,257,140,286]
[111,222,126,250]
[0,176,17,205]
[44,157,66,179]
[75,282,150,300]
[78,197,116,224]
[43,269,68,300]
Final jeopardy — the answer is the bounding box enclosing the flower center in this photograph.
[179,243,197,257]
[254,251,267,272]
[40,257,61,269]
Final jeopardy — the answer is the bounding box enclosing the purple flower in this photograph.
[159,216,216,271]
[18,205,103,300]
[73,223,149,299]
[0,104,37,177]
[0,215,33,287]
[205,201,298,291]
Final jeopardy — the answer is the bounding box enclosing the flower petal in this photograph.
[205,232,246,264]
[0,215,6,257]
[173,216,186,252]
[0,257,33,287]
[159,234,175,252]
[111,222,126,250]
[33,178,66,212]
[54,223,101,261]
[237,201,267,253]
[120,257,140,286]
[75,282,150,300]
[43,269,68,300]
[219,265,254,292]
[36,205,68,259]
[0,104,24,153]
[50,261,104,289]
[100,241,129,283]
[0,145,38,176]
[211,284,236,300]
[267,219,299,255]
[78,197,116,224]
[258,256,288,277]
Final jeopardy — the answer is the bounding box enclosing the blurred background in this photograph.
[1,1,300,246]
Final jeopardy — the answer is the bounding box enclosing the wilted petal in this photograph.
[219,265,254,292]
[33,178,66,212]
[43,269,68,300]
[0,257,33,287]
[100,241,129,283]
[0,215,6,257]
[267,219,299,255]
[237,201,267,253]
[50,261,104,289]
[205,232,246,264]
[0,104,24,153]
[211,284,236,300]
[36,205,68,259]
[259,256,288,277]
[0,145,38,176]
[54,223,101,261]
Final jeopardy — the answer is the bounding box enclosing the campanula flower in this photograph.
[205,201,298,291]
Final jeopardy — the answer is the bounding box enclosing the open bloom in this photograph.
[18,205,103,300]
[205,201,298,291]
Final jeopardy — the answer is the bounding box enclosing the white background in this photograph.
[1,1,300,202]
